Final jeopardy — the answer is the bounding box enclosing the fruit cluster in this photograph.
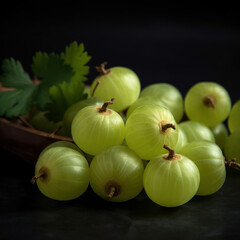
[31,63,240,207]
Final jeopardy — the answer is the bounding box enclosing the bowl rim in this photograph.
[0,117,73,142]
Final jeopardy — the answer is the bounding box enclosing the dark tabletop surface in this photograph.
[1,5,240,240]
[0,147,240,240]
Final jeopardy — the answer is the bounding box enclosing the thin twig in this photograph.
[49,125,62,138]
[225,158,240,170]
[18,116,34,129]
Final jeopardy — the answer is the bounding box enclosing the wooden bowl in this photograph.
[0,117,73,165]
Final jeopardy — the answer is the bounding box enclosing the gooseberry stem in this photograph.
[107,186,116,199]
[162,123,176,132]
[203,96,215,109]
[91,80,101,97]
[105,180,121,199]
[225,158,240,170]
[99,98,115,112]
[30,168,46,184]
[163,144,175,160]
[95,62,111,75]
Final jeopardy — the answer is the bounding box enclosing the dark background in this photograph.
[1,4,240,240]
[1,4,240,102]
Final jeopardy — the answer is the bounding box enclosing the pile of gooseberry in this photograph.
[31,62,240,207]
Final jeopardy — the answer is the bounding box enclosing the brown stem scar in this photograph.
[107,186,116,199]
[105,180,121,199]
[162,123,176,132]
[203,96,216,109]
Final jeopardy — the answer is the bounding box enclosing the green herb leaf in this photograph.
[31,52,49,78]
[0,58,32,88]
[43,42,91,122]
[61,41,91,82]
[0,41,90,119]
[0,58,38,118]
[0,85,38,118]
[31,53,74,108]
[45,79,88,122]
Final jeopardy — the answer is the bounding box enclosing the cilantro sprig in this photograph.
[61,41,91,81]
[31,52,74,108]
[0,41,91,119]
[0,58,39,118]
[45,79,88,122]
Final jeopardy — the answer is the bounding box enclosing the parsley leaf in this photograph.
[0,85,38,118]
[31,52,74,108]
[0,41,91,119]
[61,41,91,82]
[0,59,38,118]
[45,78,88,122]
[0,58,32,88]
[44,42,91,122]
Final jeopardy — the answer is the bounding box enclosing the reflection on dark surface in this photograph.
[0,147,239,239]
